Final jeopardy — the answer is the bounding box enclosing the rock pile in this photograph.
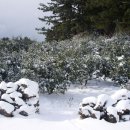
[79,89,130,123]
[0,78,39,117]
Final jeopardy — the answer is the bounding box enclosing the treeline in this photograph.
[37,0,130,41]
[0,35,130,94]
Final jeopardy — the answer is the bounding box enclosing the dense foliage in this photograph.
[38,0,130,41]
[0,37,32,82]
[0,35,130,93]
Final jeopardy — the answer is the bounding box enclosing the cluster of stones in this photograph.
[79,89,130,123]
[0,78,39,117]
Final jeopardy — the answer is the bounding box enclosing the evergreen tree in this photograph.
[38,0,130,41]
[37,0,75,41]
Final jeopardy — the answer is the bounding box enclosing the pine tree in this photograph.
[90,0,130,35]
[37,0,75,41]
[38,0,130,41]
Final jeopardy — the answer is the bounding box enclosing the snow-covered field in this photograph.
[0,80,130,130]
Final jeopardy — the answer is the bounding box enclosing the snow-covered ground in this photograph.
[0,80,130,130]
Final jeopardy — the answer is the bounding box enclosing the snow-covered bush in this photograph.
[79,89,130,123]
[0,37,33,82]
[0,78,39,117]
[15,34,130,92]
[0,35,130,94]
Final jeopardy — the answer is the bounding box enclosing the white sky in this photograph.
[0,0,49,41]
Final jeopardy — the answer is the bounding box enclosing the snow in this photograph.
[127,91,130,98]
[0,78,39,117]
[6,82,18,94]
[6,87,17,94]
[1,94,14,103]
[9,91,22,98]
[81,105,93,115]
[0,81,7,91]
[119,62,125,67]
[26,97,39,105]
[117,55,124,61]
[0,101,14,113]
[82,96,97,106]
[111,89,128,101]
[7,82,18,89]
[95,94,110,108]
[15,97,25,106]
[81,105,100,119]
[0,80,130,130]
[0,118,130,130]
[18,105,36,115]
[116,100,130,113]
[79,88,130,123]
[105,97,117,108]
[107,106,119,122]
[122,115,130,121]
[24,87,38,97]
[15,78,39,97]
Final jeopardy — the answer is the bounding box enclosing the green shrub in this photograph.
[0,34,130,93]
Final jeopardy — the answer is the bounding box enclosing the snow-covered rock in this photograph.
[26,97,39,106]
[0,78,39,117]
[0,101,14,117]
[6,88,17,94]
[111,89,128,101]
[7,82,18,89]
[16,78,39,98]
[127,91,130,99]
[15,97,25,106]
[79,106,93,119]
[9,91,22,99]
[1,94,14,104]
[94,94,110,111]
[18,105,36,116]
[81,97,97,107]
[79,105,100,119]
[116,100,130,114]
[121,115,130,121]
[6,82,18,94]
[106,106,119,123]
[0,81,7,92]
[105,97,117,108]
[79,89,130,123]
